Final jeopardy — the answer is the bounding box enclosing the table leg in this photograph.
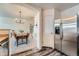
[26,39,28,44]
[17,39,18,46]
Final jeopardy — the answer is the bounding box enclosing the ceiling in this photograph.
[0,4,36,19]
[29,3,79,11]
[0,3,79,18]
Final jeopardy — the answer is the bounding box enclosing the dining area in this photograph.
[0,15,35,56]
[0,3,41,56]
[9,29,37,56]
[0,29,35,56]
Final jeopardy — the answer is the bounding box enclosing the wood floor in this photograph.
[12,47,65,56]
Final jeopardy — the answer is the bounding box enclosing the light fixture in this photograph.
[15,9,25,24]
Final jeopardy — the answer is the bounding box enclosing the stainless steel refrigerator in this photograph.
[54,15,77,56]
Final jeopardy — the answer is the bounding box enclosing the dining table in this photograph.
[15,33,29,46]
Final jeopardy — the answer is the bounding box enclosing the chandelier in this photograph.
[15,10,25,24]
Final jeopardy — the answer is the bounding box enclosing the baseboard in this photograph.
[42,46,53,49]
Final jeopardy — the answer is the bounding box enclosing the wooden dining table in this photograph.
[15,33,29,46]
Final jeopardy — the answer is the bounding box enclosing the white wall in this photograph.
[61,4,79,18]
[54,8,61,19]
[0,17,34,33]
[33,9,43,49]
[42,8,54,48]
[28,4,44,50]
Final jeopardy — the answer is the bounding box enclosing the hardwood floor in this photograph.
[12,47,65,56]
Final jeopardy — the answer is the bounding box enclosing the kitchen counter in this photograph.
[0,36,8,43]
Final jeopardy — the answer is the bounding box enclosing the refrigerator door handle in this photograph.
[60,22,63,40]
[60,32,63,40]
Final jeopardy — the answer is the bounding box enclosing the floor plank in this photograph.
[13,47,65,56]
